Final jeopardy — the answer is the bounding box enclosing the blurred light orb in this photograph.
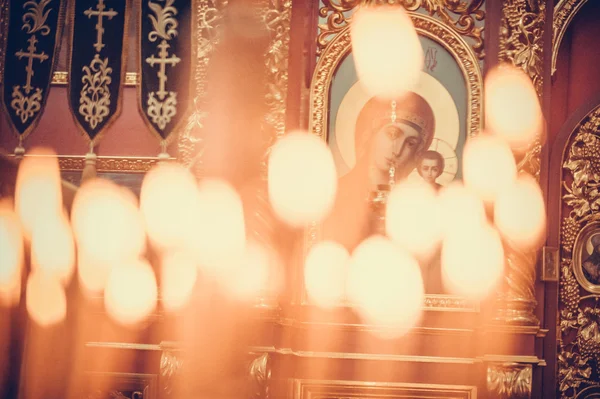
[77,251,112,296]
[386,180,441,258]
[192,179,246,274]
[161,251,198,311]
[442,222,504,299]
[72,179,145,264]
[104,259,158,326]
[304,241,350,308]
[222,241,271,301]
[494,173,546,250]
[485,65,542,150]
[463,134,517,203]
[15,148,62,238]
[0,203,23,291]
[347,236,424,338]
[140,163,202,251]
[268,131,337,227]
[26,271,67,326]
[30,211,75,286]
[438,182,487,237]
[351,4,422,99]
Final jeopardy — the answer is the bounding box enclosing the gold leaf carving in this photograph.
[486,363,532,399]
[559,105,600,397]
[79,54,113,129]
[317,0,485,58]
[147,91,177,129]
[10,86,42,123]
[22,0,52,36]
[248,353,270,399]
[148,0,179,42]
[177,1,227,170]
[160,350,183,395]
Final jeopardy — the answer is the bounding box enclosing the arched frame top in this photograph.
[552,0,589,76]
[309,12,483,145]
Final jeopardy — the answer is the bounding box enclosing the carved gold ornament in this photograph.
[552,0,588,75]
[486,363,532,399]
[559,104,600,398]
[317,0,484,59]
[79,54,113,129]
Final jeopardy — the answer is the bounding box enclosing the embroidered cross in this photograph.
[84,0,118,52]
[145,40,181,100]
[15,35,48,94]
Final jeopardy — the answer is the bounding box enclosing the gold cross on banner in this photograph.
[84,0,118,52]
[15,35,49,94]
[145,40,181,100]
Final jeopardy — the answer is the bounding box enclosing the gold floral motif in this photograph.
[486,363,532,399]
[177,1,228,170]
[317,0,485,59]
[148,0,179,42]
[79,54,113,129]
[10,86,43,123]
[22,0,52,36]
[494,0,546,329]
[559,104,600,398]
[499,0,545,97]
[552,0,588,75]
[147,91,177,129]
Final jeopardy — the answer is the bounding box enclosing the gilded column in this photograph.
[493,0,547,327]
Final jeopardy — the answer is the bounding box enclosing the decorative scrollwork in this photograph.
[79,54,113,129]
[10,86,42,123]
[147,92,177,129]
[317,0,484,59]
[499,0,545,97]
[487,363,532,399]
[559,105,600,398]
[22,0,52,36]
[148,0,179,42]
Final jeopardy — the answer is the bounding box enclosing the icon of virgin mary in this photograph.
[322,92,435,250]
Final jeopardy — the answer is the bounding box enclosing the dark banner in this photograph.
[138,0,192,143]
[67,0,129,144]
[2,0,65,139]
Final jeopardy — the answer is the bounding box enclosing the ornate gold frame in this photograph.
[572,221,600,294]
[305,12,483,312]
[51,71,139,86]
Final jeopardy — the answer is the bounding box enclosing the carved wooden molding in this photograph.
[487,363,532,399]
[552,0,589,76]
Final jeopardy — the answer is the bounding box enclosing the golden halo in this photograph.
[334,72,460,173]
